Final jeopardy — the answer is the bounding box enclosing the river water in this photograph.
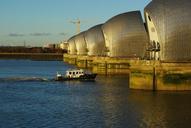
[0,60,191,128]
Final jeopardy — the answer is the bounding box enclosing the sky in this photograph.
[0,0,151,47]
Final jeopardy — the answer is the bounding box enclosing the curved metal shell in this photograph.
[60,42,68,50]
[145,0,191,61]
[84,24,106,56]
[102,11,148,58]
[74,32,87,55]
[67,36,77,55]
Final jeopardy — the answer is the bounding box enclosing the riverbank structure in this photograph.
[63,0,191,91]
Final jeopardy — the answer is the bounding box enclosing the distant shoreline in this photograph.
[0,53,63,61]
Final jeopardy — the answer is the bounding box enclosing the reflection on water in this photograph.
[127,90,191,128]
[95,76,191,128]
[0,60,191,128]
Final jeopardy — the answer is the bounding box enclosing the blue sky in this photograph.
[0,0,151,46]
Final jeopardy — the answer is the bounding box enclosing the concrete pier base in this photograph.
[76,56,93,69]
[129,60,157,90]
[64,54,130,75]
[92,57,130,75]
[130,61,191,91]
[64,54,191,91]
[63,54,77,65]
[156,62,191,91]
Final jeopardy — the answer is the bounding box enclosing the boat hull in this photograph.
[55,74,97,81]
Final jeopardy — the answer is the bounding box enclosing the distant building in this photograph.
[43,43,56,49]
[102,11,149,58]
[145,0,191,61]
[84,24,106,56]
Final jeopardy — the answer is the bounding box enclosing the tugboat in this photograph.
[55,69,97,81]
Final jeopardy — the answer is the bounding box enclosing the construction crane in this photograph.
[69,18,81,34]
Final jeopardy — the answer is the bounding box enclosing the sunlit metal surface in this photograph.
[145,0,191,61]
[60,42,68,51]
[74,32,87,55]
[102,11,148,58]
[67,36,77,55]
[84,24,106,56]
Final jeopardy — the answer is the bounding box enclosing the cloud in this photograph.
[59,32,67,35]
[9,33,25,37]
[30,32,51,36]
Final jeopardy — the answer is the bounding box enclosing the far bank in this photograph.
[0,53,63,61]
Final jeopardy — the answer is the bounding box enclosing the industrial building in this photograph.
[84,24,106,56]
[102,11,149,58]
[145,0,191,61]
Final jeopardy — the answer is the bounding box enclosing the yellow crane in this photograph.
[70,18,81,34]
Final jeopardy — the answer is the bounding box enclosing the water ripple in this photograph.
[1,60,191,128]
[0,77,50,82]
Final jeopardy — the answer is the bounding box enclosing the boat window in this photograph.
[82,72,84,74]
[69,72,71,75]
[73,72,75,75]
[76,72,78,74]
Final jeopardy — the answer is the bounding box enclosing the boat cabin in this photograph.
[55,68,97,81]
[65,69,85,78]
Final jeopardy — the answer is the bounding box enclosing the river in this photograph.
[0,60,191,128]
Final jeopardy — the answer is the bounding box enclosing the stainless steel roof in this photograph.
[145,0,191,61]
[84,24,106,56]
[74,31,87,55]
[102,11,149,58]
[67,36,77,55]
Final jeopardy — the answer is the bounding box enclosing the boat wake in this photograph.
[0,77,51,82]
